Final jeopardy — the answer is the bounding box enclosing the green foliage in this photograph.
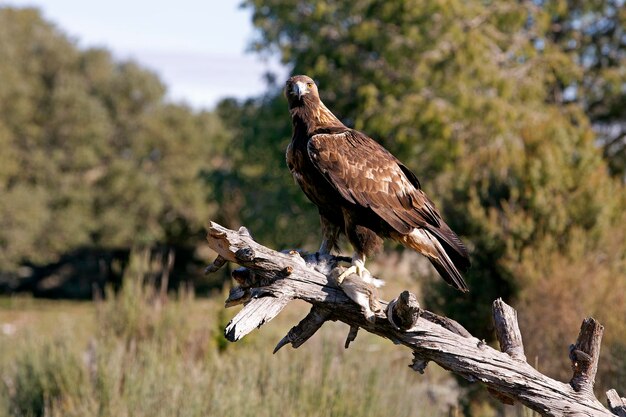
[9,336,89,417]
[243,0,626,391]
[96,249,197,344]
[0,7,224,270]
[540,0,626,178]
[0,289,455,417]
[209,97,321,248]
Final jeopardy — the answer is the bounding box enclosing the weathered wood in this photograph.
[274,306,331,353]
[344,325,359,348]
[606,389,626,417]
[419,310,472,338]
[410,351,429,374]
[207,221,620,417]
[204,254,227,274]
[493,298,526,362]
[570,318,604,395]
[488,387,515,406]
[224,297,291,342]
[387,290,421,331]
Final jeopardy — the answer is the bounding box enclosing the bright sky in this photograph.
[0,0,287,109]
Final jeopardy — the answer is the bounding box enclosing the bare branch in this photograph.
[204,254,227,274]
[207,221,619,417]
[225,296,291,342]
[387,290,421,331]
[344,325,359,349]
[570,318,604,395]
[606,389,626,417]
[493,298,526,362]
[274,306,331,353]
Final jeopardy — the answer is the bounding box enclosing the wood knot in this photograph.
[387,291,421,331]
[281,266,294,276]
[232,267,274,288]
[569,345,592,367]
[235,247,255,262]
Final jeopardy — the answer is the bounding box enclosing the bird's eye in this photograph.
[307,82,314,88]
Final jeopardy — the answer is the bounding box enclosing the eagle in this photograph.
[285,75,471,292]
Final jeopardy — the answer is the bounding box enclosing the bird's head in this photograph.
[285,75,343,129]
[285,75,320,108]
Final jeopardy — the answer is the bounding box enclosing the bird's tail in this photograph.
[428,243,469,292]
[394,227,470,292]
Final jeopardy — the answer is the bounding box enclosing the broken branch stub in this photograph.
[492,298,526,362]
[606,389,626,417]
[387,290,421,331]
[224,296,291,342]
[570,318,604,394]
[274,307,331,353]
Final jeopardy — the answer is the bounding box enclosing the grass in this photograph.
[0,251,459,417]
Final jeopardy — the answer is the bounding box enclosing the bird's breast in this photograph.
[286,136,341,209]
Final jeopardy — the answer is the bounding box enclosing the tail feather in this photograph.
[429,243,469,292]
[426,222,471,271]
[395,227,470,292]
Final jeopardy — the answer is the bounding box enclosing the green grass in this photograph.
[0,253,458,417]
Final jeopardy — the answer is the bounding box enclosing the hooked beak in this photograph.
[292,81,308,99]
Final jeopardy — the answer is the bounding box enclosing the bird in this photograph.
[284,75,471,292]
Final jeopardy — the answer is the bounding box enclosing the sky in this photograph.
[0,0,287,109]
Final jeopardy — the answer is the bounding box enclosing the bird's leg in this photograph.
[335,266,353,286]
[318,239,331,255]
[351,252,369,278]
[352,253,387,288]
[318,216,340,256]
[335,253,360,285]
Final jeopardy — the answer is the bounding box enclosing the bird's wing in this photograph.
[307,130,442,234]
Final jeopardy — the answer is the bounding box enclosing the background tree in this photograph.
[540,0,626,179]
[0,7,224,273]
[242,0,626,400]
[208,96,320,248]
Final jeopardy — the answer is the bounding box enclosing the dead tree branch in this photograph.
[206,221,623,417]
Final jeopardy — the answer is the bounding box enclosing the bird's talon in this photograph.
[336,265,357,285]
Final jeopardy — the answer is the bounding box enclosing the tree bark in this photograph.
[206,221,624,417]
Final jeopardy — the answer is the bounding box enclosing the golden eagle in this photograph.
[285,75,470,291]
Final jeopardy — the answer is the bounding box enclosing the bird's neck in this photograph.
[290,100,345,136]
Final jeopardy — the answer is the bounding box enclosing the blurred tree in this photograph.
[208,96,320,248]
[540,0,626,179]
[243,0,626,396]
[0,7,223,271]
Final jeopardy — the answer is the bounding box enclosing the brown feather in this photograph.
[285,74,470,291]
[308,130,441,233]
